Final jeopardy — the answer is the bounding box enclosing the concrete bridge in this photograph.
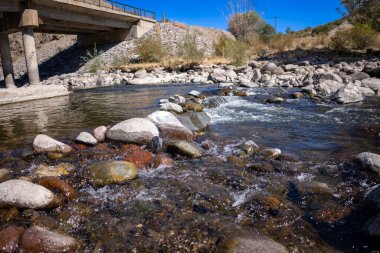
[0,0,156,88]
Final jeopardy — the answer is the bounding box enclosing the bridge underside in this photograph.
[0,0,156,87]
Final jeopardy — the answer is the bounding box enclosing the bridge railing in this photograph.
[76,0,156,20]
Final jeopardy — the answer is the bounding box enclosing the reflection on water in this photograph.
[0,84,216,151]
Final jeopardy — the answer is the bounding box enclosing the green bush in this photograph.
[178,33,205,63]
[214,37,249,66]
[111,55,130,68]
[136,36,166,63]
[228,11,274,42]
[348,23,377,49]
[329,31,349,49]
[81,43,103,73]
[330,24,377,50]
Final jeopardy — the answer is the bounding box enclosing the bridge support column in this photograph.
[20,9,40,85]
[0,32,16,88]
[22,27,40,85]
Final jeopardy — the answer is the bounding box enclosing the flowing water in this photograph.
[0,84,379,252]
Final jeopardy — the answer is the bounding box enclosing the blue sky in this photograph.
[123,0,344,33]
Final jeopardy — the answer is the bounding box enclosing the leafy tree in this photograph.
[341,0,380,31]
[286,26,293,34]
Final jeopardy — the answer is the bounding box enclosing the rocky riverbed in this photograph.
[0,78,379,252]
[41,55,380,105]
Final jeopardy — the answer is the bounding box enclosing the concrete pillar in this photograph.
[22,27,40,85]
[0,32,16,88]
[20,9,40,85]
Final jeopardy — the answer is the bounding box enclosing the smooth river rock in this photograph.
[75,132,97,146]
[160,102,183,113]
[20,226,77,253]
[106,118,159,144]
[33,134,72,154]
[167,141,204,159]
[147,111,184,128]
[226,235,288,253]
[362,78,380,92]
[0,179,59,209]
[0,226,24,253]
[355,152,380,176]
[177,112,211,132]
[93,126,108,142]
[85,161,138,186]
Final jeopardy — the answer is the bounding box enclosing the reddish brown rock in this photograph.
[123,146,153,170]
[159,125,193,141]
[314,206,351,224]
[73,143,88,151]
[20,226,77,253]
[34,177,77,201]
[30,215,58,229]
[153,154,174,169]
[0,226,24,253]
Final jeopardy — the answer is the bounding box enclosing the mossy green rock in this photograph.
[85,161,138,186]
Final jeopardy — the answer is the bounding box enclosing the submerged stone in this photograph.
[167,141,204,159]
[20,226,77,253]
[85,161,138,186]
[0,226,24,253]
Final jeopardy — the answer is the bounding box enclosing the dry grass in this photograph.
[119,63,161,72]
[203,57,232,65]
[172,22,189,30]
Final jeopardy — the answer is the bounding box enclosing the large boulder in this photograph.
[355,152,380,176]
[177,112,211,132]
[317,72,343,83]
[106,118,159,144]
[334,86,364,104]
[0,180,59,209]
[20,226,77,253]
[350,72,370,81]
[134,68,147,78]
[262,62,283,75]
[33,135,72,154]
[84,161,138,186]
[316,80,345,96]
[147,111,184,128]
[362,78,380,93]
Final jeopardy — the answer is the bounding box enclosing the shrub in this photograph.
[329,30,350,49]
[136,36,166,63]
[178,33,205,63]
[214,37,249,66]
[271,34,295,52]
[329,24,377,49]
[348,23,377,49]
[81,43,103,73]
[111,55,130,68]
